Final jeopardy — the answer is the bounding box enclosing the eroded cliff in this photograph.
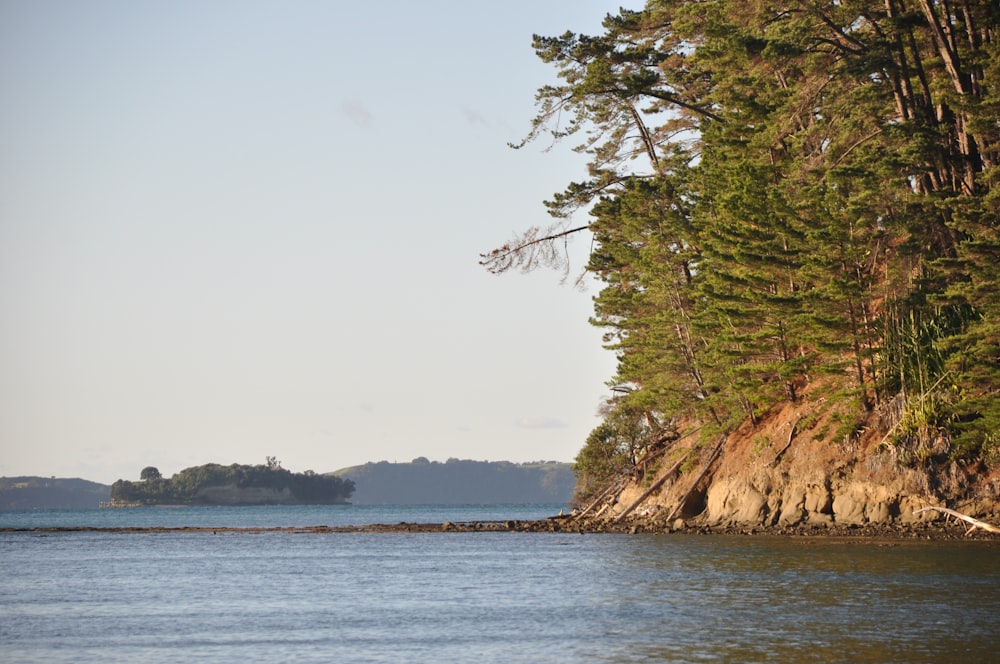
[577,385,1000,531]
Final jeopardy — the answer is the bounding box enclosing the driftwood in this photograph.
[592,502,613,520]
[572,478,624,522]
[663,434,727,523]
[574,426,702,524]
[633,424,701,472]
[613,451,691,523]
[913,506,1000,535]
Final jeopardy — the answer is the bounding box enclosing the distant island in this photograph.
[109,458,354,506]
[331,458,574,505]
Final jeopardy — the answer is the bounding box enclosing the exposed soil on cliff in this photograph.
[572,380,1000,534]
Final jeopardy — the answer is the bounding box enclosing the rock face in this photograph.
[702,474,940,527]
[588,390,1000,530]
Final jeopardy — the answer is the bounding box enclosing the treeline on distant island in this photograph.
[110,458,354,505]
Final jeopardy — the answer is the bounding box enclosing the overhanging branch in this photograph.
[479,224,590,275]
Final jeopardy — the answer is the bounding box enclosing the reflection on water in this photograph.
[1,511,998,663]
[595,536,1000,663]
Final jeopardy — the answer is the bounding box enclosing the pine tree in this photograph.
[482,0,1000,476]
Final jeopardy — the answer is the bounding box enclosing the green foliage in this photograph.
[981,435,1000,471]
[573,403,654,499]
[110,460,354,505]
[751,434,772,461]
[499,0,1000,476]
[139,466,161,481]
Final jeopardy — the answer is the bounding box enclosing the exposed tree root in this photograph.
[767,416,802,467]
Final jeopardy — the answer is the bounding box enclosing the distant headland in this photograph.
[0,477,111,511]
[0,457,575,510]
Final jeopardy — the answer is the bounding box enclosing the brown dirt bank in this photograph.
[572,381,1000,536]
[4,516,998,540]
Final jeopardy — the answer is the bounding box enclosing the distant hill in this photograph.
[0,477,111,510]
[331,458,575,505]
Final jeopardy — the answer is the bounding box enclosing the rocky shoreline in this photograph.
[4,515,999,540]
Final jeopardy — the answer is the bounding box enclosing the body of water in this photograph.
[0,503,566,530]
[2,505,998,663]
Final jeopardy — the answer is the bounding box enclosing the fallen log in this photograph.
[613,451,691,523]
[592,502,613,520]
[573,477,624,522]
[913,506,1000,535]
[663,434,727,523]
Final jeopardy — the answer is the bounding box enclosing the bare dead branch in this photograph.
[479,224,590,277]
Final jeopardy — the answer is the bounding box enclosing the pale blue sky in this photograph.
[1,1,638,484]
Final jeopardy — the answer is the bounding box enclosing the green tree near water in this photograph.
[483,0,1000,489]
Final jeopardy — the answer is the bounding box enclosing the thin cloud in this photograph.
[342,98,373,127]
[516,417,567,429]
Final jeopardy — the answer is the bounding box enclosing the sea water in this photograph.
[0,503,565,530]
[2,505,999,663]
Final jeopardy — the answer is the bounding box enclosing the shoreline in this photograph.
[4,518,999,540]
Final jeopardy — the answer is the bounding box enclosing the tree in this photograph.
[111,462,354,505]
[140,466,161,481]
[483,0,1000,483]
[574,402,655,500]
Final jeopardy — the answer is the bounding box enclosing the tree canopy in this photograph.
[139,466,161,481]
[485,0,1000,489]
[111,461,355,505]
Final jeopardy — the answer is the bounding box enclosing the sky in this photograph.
[1,1,642,484]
